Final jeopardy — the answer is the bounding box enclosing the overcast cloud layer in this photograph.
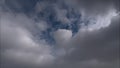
[0,0,120,68]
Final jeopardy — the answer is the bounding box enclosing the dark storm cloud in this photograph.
[4,0,38,13]
[46,15,120,68]
[64,15,120,62]
[70,0,120,14]
[0,0,120,68]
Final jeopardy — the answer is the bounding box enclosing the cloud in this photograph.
[54,29,72,45]
[0,11,55,68]
[36,20,48,31]
[0,0,119,68]
[80,8,118,31]
[64,15,120,62]
[54,6,71,24]
[45,14,120,68]
[68,0,119,14]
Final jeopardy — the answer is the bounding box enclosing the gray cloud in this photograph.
[0,0,120,68]
[0,11,55,68]
[63,15,120,62]
[45,14,120,68]
[68,0,119,14]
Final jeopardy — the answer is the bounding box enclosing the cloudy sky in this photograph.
[0,0,120,68]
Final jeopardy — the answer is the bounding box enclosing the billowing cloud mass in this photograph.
[0,0,119,68]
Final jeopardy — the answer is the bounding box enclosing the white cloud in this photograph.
[80,9,118,31]
[54,29,72,46]
[53,29,73,57]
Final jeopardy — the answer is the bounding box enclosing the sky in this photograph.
[0,0,120,68]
